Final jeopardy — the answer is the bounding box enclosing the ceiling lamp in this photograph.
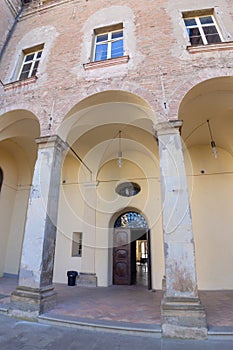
[207,119,217,159]
[118,130,122,168]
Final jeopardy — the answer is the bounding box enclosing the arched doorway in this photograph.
[113,211,151,289]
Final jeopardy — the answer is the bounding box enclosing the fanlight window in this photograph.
[114,212,148,229]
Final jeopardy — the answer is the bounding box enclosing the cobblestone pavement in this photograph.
[1,315,233,350]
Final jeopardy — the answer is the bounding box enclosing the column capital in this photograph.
[35,135,68,152]
[153,120,183,139]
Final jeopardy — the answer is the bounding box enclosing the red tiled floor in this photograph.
[51,284,162,325]
[200,290,233,327]
[1,277,233,329]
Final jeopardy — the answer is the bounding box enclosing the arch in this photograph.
[114,211,148,228]
[178,77,233,155]
[0,109,40,138]
[55,90,161,287]
[177,76,233,290]
[58,90,159,184]
[57,88,163,140]
[58,90,158,141]
[0,109,40,184]
[0,109,40,277]
[169,73,233,119]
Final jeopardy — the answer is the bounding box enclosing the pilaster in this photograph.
[154,121,207,339]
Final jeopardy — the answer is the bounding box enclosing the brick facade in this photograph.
[0,0,233,338]
[0,0,22,52]
[0,0,232,128]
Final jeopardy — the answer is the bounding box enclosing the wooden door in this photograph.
[113,228,131,285]
[147,230,152,290]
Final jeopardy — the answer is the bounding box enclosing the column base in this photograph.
[10,285,57,320]
[77,273,97,287]
[161,296,208,339]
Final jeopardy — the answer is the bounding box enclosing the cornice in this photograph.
[20,0,74,19]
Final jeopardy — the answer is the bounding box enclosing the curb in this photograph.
[38,314,162,337]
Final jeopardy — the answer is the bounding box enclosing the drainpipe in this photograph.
[0,1,24,64]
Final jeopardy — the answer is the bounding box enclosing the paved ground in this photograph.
[2,277,233,330]
[0,314,233,350]
[1,276,233,348]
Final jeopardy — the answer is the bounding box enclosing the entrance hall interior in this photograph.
[135,231,149,287]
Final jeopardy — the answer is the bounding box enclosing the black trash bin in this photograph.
[67,271,78,286]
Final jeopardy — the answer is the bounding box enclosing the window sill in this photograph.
[3,76,37,91]
[83,55,129,70]
[187,41,233,54]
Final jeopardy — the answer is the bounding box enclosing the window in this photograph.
[115,182,141,197]
[114,212,148,229]
[72,232,82,257]
[184,15,223,46]
[18,46,43,80]
[93,25,124,61]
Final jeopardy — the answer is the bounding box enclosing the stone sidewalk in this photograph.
[1,314,233,350]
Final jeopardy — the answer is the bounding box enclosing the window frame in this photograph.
[93,27,124,62]
[17,46,43,81]
[71,232,83,257]
[184,14,224,46]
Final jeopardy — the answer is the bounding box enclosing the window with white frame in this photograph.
[184,15,223,46]
[93,25,124,61]
[72,232,83,257]
[18,46,43,80]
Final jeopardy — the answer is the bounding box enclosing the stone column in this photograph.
[154,121,207,339]
[10,135,67,319]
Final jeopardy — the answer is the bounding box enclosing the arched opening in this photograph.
[179,76,233,290]
[0,109,40,277]
[113,211,151,289]
[54,90,162,288]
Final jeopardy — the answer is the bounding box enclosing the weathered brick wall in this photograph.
[0,0,232,134]
[0,0,22,52]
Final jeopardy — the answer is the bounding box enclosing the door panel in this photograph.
[113,228,131,285]
[147,230,152,290]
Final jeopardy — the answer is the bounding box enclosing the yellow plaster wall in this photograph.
[4,188,30,274]
[187,146,233,289]
[0,148,18,276]
[54,143,233,290]
[54,152,165,289]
